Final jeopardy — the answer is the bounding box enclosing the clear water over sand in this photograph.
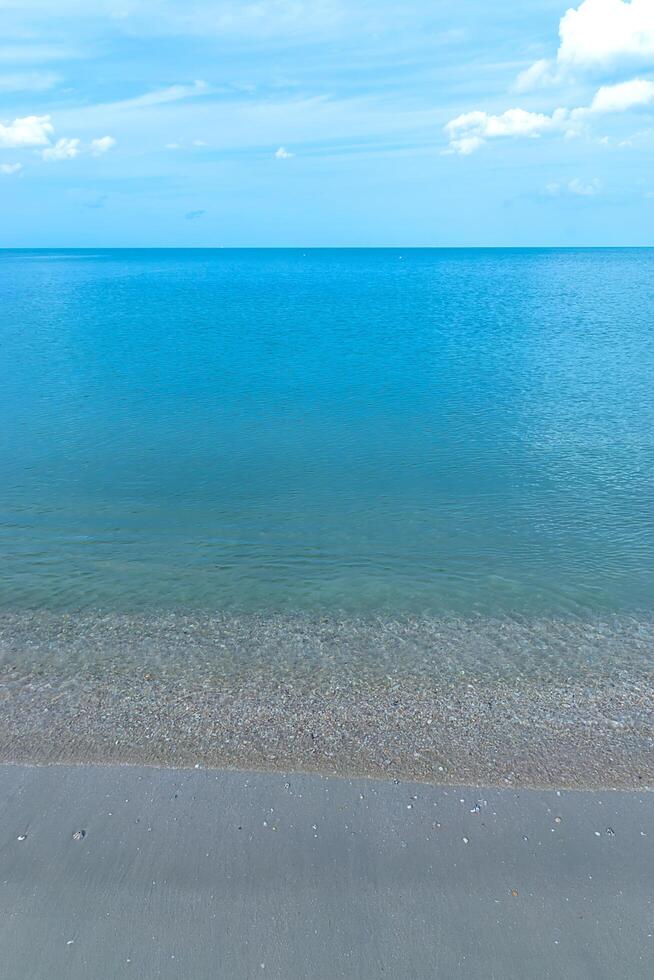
[1,248,653,617]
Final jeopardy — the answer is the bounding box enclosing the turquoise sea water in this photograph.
[1,248,653,618]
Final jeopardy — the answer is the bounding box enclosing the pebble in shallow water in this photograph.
[0,610,652,790]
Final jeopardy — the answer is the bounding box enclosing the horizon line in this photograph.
[2,245,654,251]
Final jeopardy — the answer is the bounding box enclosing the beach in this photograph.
[3,608,651,979]
[1,762,652,979]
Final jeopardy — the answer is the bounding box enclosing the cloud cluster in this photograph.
[40,133,116,161]
[445,0,654,155]
[445,108,566,155]
[0,161,23,175]
[445,76,654,153]
[516,0,654,92]
[274,146,294,158]
[0,112,117,167]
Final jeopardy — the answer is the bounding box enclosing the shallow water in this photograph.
[1,609,653,785]
[1,248,653,618]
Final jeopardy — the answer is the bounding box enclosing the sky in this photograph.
[1,0,653,246]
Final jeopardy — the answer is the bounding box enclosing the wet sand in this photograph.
[1,763,652,979]
[1,611,653,789]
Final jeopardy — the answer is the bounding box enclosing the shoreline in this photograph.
[1,762,652,979]
[0,751,651,794]
[1,610,652,790]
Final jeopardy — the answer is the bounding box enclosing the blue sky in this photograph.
[1,0,653,246]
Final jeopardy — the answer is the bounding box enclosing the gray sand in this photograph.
[0,763,652,979]
[1,611,653,788]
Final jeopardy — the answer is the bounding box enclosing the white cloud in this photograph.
[546,177,602,196]
[448,107,563,139]
[444,107,569,154]
[517,0,654,92]
[0,114,53,148]
[90,135,116,155]
[445,77,654,154]
[41,137,80,161]
[1,113,117,163]
[0,162,23,175]
[590,77,654,112]
[558,0,654,69]
[274,145,294,158]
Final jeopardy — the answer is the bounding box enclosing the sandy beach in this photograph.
[4,612,650,977]
[1,762,652,979]
[2,610,651,977]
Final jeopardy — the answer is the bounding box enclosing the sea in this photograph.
[1,247,653,777]
[2,247,652,618]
